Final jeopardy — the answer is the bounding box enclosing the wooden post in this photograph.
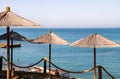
[49,44,51,79]
[44,58,47,73]
[7,26,10,79]
[98,66,102,79]
[0,56,2,71]
[11,30,13,79]
[12,68,15,77]
[94,47,96,79]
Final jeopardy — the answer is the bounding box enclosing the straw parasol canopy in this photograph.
[71,33,120,48]
[0,7,42,27]
[70,33,120,79]
[32,31,69,78]
[0,30,28,41]
[0,7,43,79]
[32,31,69,45]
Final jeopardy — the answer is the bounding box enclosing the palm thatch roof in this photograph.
[71,33,120,48]
[0,7,43,28]
[32,31,69,45]
[0,31,28,41]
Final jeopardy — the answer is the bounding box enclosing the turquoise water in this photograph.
[0,28,120,79]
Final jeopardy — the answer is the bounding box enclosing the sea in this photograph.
[0,28,120,79]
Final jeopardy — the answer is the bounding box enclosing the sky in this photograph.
[0,0,120,28]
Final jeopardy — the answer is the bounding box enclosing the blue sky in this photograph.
[0,0,120,28]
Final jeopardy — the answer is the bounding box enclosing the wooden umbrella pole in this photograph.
[49,44,51,79]
[7,26,10,79]
[94,47,96,79]
[11,30,13,78]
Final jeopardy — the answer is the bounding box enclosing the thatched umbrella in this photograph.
[70,33,120,79]
[0,30,29,41]
[0,7,43,79]
[31,31,69,78]
[0,30,30,75]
